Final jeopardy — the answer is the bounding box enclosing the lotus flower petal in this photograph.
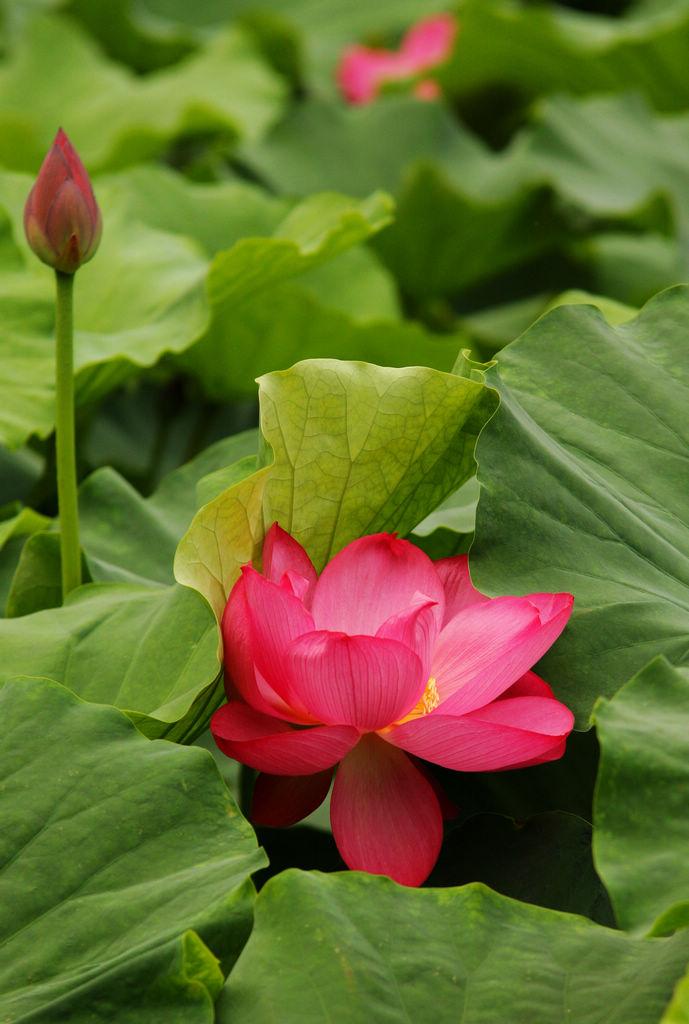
[261,522,318,602]
[331,734,443,886]
[434,553,489,625]
[311,533,445,635]
[211,702,358,775]
[251,770,333,828]
[385,697,574,771]
[284,630,425,731]
[431,593,574,714]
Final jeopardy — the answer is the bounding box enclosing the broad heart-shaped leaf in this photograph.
[218,870,689,1024]
[470,286,689,725]
[593,657,689,937]
[0,677,266,1023]
[0,13,286,173]
[0,582,221,741]
[260,359,497,572]
[174,359,496,617]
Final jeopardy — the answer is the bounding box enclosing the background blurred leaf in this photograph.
[205,189,393,308]
[79,431,258,587]
[0,14,286,173]
[443,0,689,114]
[0,676,265,1023]
[181,285,463,400]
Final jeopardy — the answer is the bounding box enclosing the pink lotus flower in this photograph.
[337,13,458,105]
[211,524,574,886]
[24,128,102,274]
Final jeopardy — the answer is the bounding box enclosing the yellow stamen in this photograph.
[420,677,440,714]
[392,677,440,727]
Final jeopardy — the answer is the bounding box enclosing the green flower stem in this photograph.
[54,269,81,600]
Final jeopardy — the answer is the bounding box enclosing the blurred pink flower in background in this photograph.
[337,13,458,105]
[212,524,574,886]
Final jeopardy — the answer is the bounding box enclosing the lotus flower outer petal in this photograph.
[251,770,333,828]
[331,732,444,886]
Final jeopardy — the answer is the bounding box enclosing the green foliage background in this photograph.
[2,0,689,1020]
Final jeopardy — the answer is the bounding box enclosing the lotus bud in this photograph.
[24,128,102,274]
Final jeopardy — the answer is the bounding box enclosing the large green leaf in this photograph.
[260,359,497,572]
[593,657,689,936]
[175,358,496,615]
[524,92,689,231]
[0,676,265,1023]
[0,13,286,173]
[0,582,221,740]
[218,870,689,1024]
[470,286,689,724]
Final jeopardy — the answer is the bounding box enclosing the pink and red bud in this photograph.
[24,128,102,275]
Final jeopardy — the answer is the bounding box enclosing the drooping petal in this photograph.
[385,695,574,772]
[331,733,443,886]
[433,554,489,625]
[261,522,318,603]
[375,594,439,682]
[211,702,358,775]
[222,575,309,723]
[285,630,425,732]
[251,770,332,828]
[311,533,445,636]
[431,592,574,715]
